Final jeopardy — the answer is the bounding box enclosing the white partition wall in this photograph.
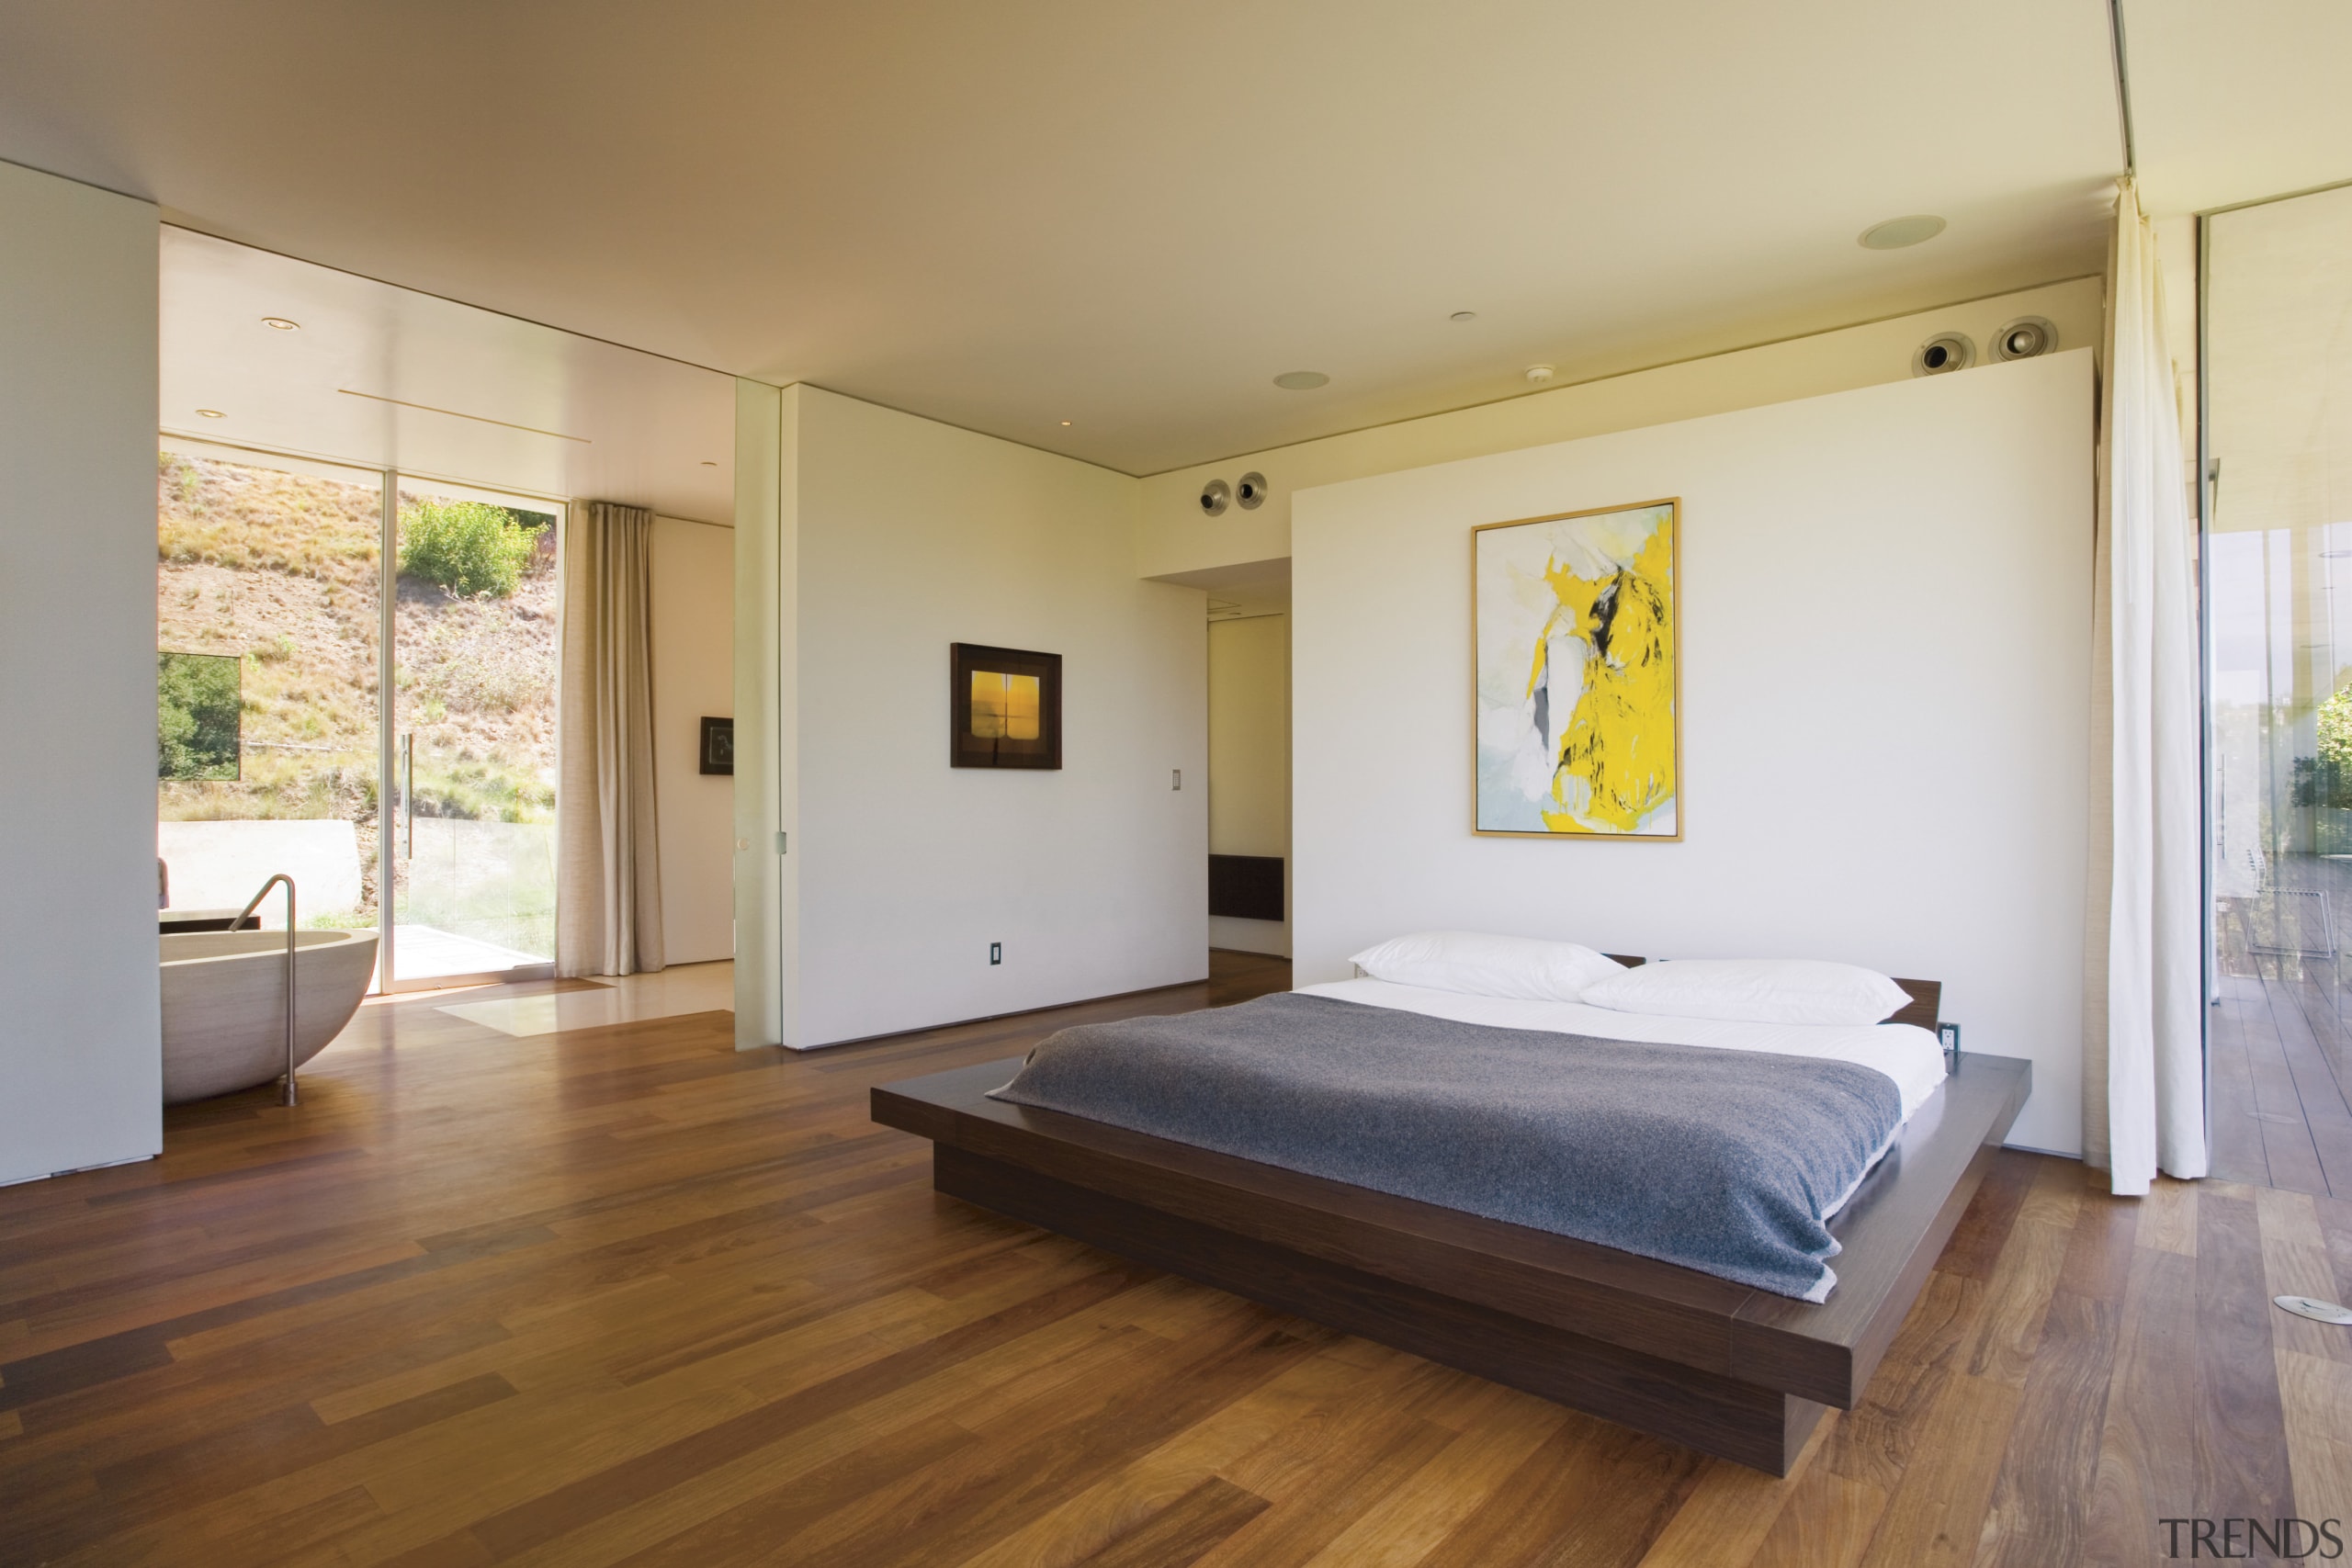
[0,162,163,1184]
[1292,352,2096,1154]
[650,514,737,964]
[732,378,790,1049]
[790,389,1203,1045]
[731,384,1204,1049]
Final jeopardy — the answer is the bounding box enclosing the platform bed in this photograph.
[870,981,2029,1475]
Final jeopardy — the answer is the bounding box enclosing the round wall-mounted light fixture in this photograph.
[1524,365,1555,385]
[197,408,227,419]
[1912,333,1974,377]
[1199,478,1232,516]
[1236,472,1268,510]
[1272,370,1329,390]
[1992,317,2058,361]
[261,317,300,331]
[1859,214,1947,251]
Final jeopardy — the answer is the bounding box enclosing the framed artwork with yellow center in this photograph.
[950,642,1062,770]
[1473,499,1679,839]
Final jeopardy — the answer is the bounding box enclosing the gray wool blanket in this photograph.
[989,992,1905,1301]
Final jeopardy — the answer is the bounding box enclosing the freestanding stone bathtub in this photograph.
[159,928,379,1104]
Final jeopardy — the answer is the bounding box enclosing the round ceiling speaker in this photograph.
[1860,214,1947,250]
[1993,317,2058,361]
[1912,333,1974,377]
[1199,478,1231,516]
[1236,472,1268,510]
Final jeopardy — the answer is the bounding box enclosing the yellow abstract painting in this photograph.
[969,671,1041,741]
[1474,501,1678,838]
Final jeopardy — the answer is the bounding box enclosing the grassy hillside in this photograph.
[156,452,560,927]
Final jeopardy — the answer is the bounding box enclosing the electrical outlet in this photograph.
[989,942,1002,966]
[1171,769,1182,790]
[1937,1022,1961,1058]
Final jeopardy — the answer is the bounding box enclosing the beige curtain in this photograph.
[2082,178,2205,1192]
[558,501,665,976]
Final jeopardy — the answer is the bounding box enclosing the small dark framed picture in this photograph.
[950,643,1062,770]
[699,716,734,775]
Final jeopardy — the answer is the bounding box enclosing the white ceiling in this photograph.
[2120,0,2352,217]
[2203,183,2352,536]
[2,3,2342,476]
[159,227,736,522]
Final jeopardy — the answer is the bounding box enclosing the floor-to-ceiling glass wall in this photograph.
[156,440,564,990]
[156,444,384,933]
[389,482,561,984]
[2205,181,2352,1197]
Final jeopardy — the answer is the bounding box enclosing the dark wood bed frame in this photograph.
[870,971,2030,1474]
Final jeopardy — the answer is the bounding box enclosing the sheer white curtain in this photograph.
[2083,178,2205,1194]
[557,501,666,977]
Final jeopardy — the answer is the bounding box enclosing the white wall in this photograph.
[732,378,789,1048]
[1293,351,2095,1154]
[650,513,735,964]
[1208,614,1291,956]
[0,162,162,1184]
[779,387,1204,1046]
[1142,276,2102,582]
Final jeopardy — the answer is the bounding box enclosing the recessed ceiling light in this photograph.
[1858,215,1947,251]
[1060,420,1072,426]
[1272,370,1329,390]
[197,408,227,418]
[700,460,718,467]
[1450,310,1478,323]
[1523,366,1555,385]
[261,317,300,331]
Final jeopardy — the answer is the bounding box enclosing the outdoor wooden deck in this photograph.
[2212,853,2352,1197]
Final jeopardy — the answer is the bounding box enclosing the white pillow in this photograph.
[1346,931,1625,1003]
[1578,959,1911,1027]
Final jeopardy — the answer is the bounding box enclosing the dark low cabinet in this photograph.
[1208,854,1283,922]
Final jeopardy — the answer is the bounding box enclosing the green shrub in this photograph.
[399,500,539,597]
[158,651,241,781]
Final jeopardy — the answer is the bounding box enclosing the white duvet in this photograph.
[1295,976,1948,1122]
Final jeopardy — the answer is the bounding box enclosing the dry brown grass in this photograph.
[157,452,379,584]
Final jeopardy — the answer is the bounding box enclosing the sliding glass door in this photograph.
[2206,185,2352,978]
[387,482,562,986]
[156,440,565,991]
[2203,183,2352,1193]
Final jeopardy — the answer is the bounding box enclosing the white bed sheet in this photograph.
[1295,977,1949,1121]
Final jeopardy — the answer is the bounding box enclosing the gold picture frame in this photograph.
[1471,498,1680,840]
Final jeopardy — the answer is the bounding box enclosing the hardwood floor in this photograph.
[2,950,2345,1566]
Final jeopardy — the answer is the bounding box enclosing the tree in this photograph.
[158,651,240,781]
[399,500,541,597]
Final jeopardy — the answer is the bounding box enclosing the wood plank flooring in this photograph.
[2,950,2346,1567]
[2214,857,2352,1197]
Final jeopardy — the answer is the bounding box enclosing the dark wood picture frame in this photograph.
[698,716,733,776]
[950,643,1062,770]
